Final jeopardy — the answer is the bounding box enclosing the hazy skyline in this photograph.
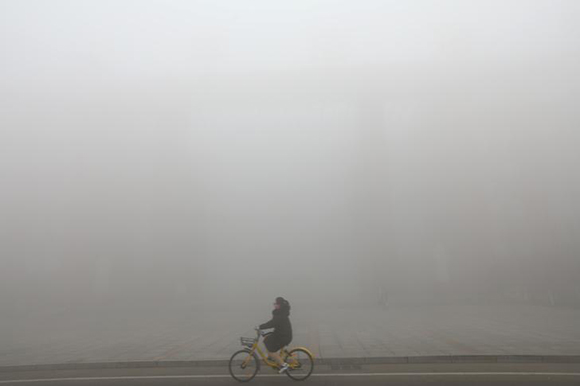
[1,0,580,313]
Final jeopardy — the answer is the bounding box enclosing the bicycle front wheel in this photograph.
[285,348,314,381]
[229,349,260,382]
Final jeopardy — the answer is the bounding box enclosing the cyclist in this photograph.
[258,297,293,373]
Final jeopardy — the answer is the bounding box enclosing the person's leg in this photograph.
[264,335,279,363]
[270,350,290,373]
[268,351,285,367]
[264,335,289,371]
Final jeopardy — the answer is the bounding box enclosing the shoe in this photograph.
[278,363,290,374]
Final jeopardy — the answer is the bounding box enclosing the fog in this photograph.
[1,0,580,323]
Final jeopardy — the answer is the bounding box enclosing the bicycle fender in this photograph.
[290,346,315,358]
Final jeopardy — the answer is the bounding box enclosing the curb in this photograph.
[1,355,579,373]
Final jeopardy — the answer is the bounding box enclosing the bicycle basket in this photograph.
[240,337,255,347]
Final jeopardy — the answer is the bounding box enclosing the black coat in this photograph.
[259,303,292,341]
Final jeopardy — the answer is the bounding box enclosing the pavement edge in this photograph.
[2,355,580,373]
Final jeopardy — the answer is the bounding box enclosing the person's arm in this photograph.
[259,315,279,330]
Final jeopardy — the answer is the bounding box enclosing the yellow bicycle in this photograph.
[229,328,314,382]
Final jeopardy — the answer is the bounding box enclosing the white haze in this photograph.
[1,0,579,319]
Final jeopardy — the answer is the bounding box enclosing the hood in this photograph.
[273,299,291,316]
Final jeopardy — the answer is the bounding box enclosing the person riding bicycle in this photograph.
[258,297,293,373]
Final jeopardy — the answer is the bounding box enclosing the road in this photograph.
[1,363,579,385]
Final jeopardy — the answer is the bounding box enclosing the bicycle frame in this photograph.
[245,341,278,368]
[241,330,315,370]
[241,331,281,368]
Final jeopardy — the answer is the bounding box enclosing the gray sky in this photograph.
[1,0,580,311]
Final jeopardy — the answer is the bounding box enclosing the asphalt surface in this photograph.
[1,363,579,385]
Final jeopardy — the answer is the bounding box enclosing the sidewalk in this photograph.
[1,304,579,366]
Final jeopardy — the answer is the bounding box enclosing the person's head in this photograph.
[273,297,286,310]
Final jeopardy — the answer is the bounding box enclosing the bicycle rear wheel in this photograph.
[229,349,260,382]
[285,348,314,381]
